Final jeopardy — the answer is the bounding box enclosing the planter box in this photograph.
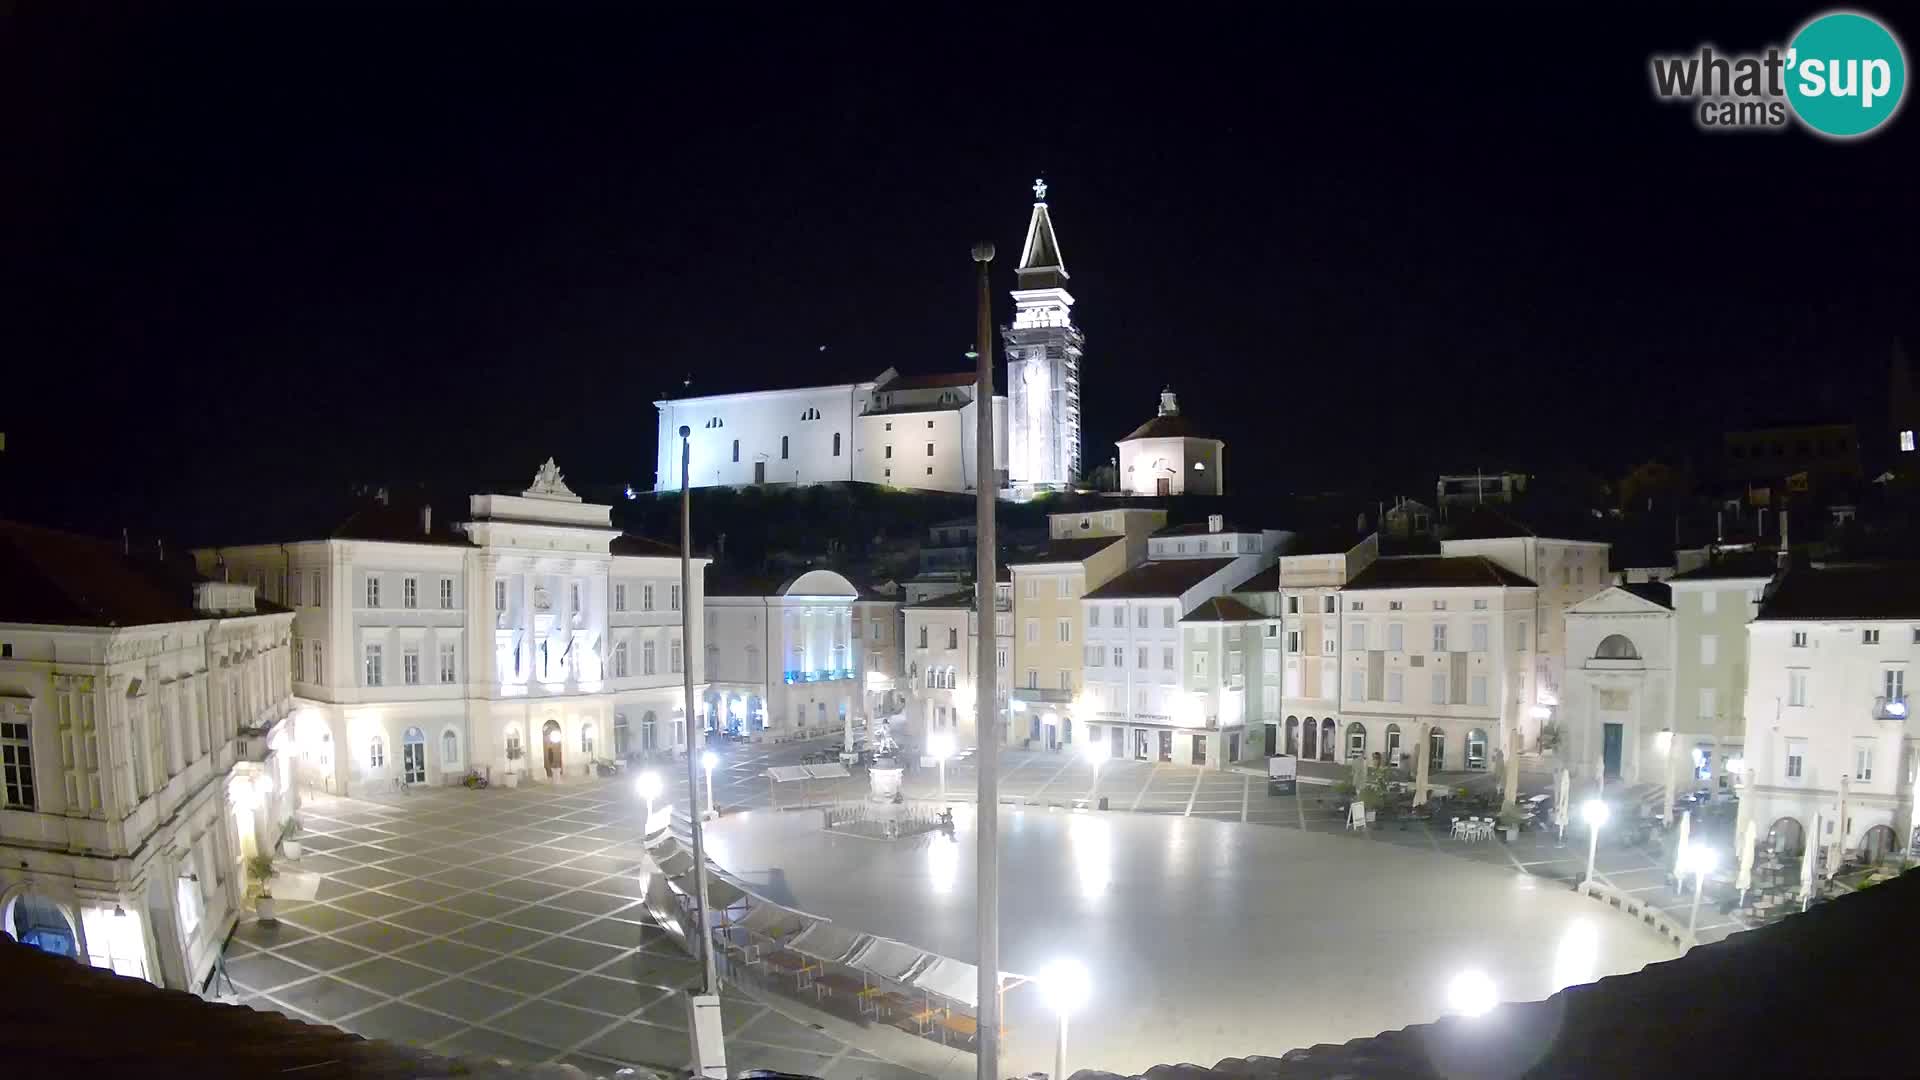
[502,771,521,789]
[282,839,303,860]
[255,897,278,923]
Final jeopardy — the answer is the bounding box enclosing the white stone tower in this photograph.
[1003,178,1084,489]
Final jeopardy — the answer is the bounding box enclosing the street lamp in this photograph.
[1038,959,1090,1080]
[1080,737,1107,807]
[929,731,955,803]
[1582,799,1610,888]
[635,770,664,827]
[1684,843,1717,938]
[701,751,719,819]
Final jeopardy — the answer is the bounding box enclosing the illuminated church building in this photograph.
[652,182,1083,495]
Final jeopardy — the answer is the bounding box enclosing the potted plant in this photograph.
[246,854,278,922]
[503,743,523,788]
[281,817,303,860]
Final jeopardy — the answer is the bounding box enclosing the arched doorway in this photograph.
[1861,824,1897,863]
[1428,728,1447,772]
[1344,721,1367,760]
[3,892,77,958]
[1300,717,1317,759]
[1466,728,1489,770]
[1767,816,1805,857]
[1319,718,1336,761]
[641,710,659,752]
[1285,716,1300,756]
[542,719,563,775]
[402,727,426,785]
[1385,723,1403,767]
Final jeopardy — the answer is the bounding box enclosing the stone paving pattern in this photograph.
[225,738,1745,1077]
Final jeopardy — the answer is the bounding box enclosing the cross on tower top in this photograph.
[1032,177,1047,201]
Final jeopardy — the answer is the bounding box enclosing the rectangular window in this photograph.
[614,584,627,612]
[1699,686,1717,721]
[402,648,420,686]
[1387,623,1404,652]
[311,570,323,606]
[1346,623,1366,651]
[1431,672,1447,705]
[1349,600,1363,612]
[364,644,383,687]
[1348,670,1366,702]
[918,626,929,649]
[1,715,35,810]
[403,576,418,609]
[1262,648,1279,674]
[670,584,681,611]
[1112,647,1124,668]
[1059,670,1072,692]
[1786,738,1806,780]
[615,641,629,677]
[1885,668,1906,701]
[1701,635,1718,666]
[1163,647,1175,670]
[1517,621,1528,650]
[948,627,960,649]
[312,640,323,684]
[1163,607,1175,629]
[1863,628,1881,645]
[1284,661,1301,697]
[1433,623,1449,652]
[1471,622,1489,652]
[495,579,507,611]
[1473,598,1488,610]
[1433,600,1448,611]
[1137,606,1149,628]
[1386,671,1403,703]
[1027,669,1039,690]
[732,439,740,462]
[926,442,934,457]
[1057,577,1071,599]
[366,576,381,608]
[872,621,882,642]
[671,639,683,673]
[1088,606,1100,628]
[439,642,456,683]
[1057,619,1071,643]
[1388,600,1403,611]
[1469,674,1489,706]
[569,582,581,612]
[1287,596,1299,614]
[1025,620,1038,643]
[643,641,657,675]
[1788,669,1808,707]
[1265,624,1278,638]
[1854,739,1875,782]
[290,574,303,606]
[1022,577,1036,599]
[1138,646,1149,669]
[642,583,656,610]
[1286,630,1300,653]
[437,577,453,609]
[1193,652,1208,677]
[1792,630,1808,648]
[1323,596,1336,614]
[1701,589,1718,615]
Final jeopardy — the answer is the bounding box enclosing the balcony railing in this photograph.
[1874,695,1909,723]
[1011,686,1074,705]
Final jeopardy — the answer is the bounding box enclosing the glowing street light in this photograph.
[701,751,719,819]
[1684,843,1718,938]
[1446,969,1498,1018]
[1080,737,1108,807]
[929,731,956,803]
[1038,959,1091,1080]
[1581,799,1610,888]
[635,770,664,825]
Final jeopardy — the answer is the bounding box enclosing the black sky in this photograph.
[3,3,1915,544]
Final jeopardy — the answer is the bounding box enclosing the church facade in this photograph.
[652,182,1085,494]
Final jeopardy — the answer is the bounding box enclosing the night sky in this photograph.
[3,4,1914,545]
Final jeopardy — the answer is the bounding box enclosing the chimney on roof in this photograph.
[1159,387,1179,417]
[421,505,433,535]
[1208,514,1223,534]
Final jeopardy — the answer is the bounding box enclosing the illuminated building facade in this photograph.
[1004,178,1085,490]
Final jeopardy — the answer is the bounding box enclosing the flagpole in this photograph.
[970,238,1001,1080]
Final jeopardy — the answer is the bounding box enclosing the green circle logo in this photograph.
[1786,11,1907,137]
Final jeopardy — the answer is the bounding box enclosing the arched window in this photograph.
[801,407,821,421]
[1319,718,1336,761]
[402,726,425,784]
[781,435,790,460]
[1594,634,1640,660]
[1466,728,1489,769]
[441,729,459,766]
[1284,716,1300,756]
[1429,727,1446,771]
[704,416,724,429]
[368,735,385,769]
[832,432,842,457]
[1345,721,1367,760]
[1385,722,1403,763]
[641,710,658,750]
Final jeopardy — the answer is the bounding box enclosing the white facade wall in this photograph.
[1563,589,1675,786]
[656,384,868,491]
[1741,618,1918,860]
[1118,435,1225,496]
[705,571,862,741]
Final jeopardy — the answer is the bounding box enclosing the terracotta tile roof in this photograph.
[327,499,477,547]
[1668,549,1780,581]
[0,522,210,627]
[1342,555,1535,590]
[1008,537,1121,566]
[1756,564,1920,621]
[1618,581,1674,609]
[610,533,681,558]
[1153,521,1248,537]
[1121,413,1216,441]
[1233,566,1279,593]
[874,371,979,392]
[1084,557,1238,599]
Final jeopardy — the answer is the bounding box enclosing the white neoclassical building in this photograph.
[2,522,296,993]
[1115,388,1225,497]
[1563,583,1676,785]
[1739,564,1920,865]
[197,461,706,795]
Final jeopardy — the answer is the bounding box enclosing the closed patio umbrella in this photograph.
[1829,775,1849,880]
[1411,722,1431,808]
[1502,728,1522,811]
[1553,767,1571,842]
[1800,811,1821,910]
[1673,810,1691,894]
[1735,819,1758,907]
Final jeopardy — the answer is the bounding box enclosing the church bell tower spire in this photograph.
[1003,178,1085,490]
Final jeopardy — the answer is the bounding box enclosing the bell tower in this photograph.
[1003,179,1084,488]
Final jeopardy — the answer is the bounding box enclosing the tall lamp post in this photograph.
[701,751,719,820]
[1081,737,1107,807]
[1684,843,1717,939]
[1040,959,1091,1080]
[969,237,1001,1080]
[929,731,955,803]
[678,425,725,1077]
[1582,798,1609,888]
